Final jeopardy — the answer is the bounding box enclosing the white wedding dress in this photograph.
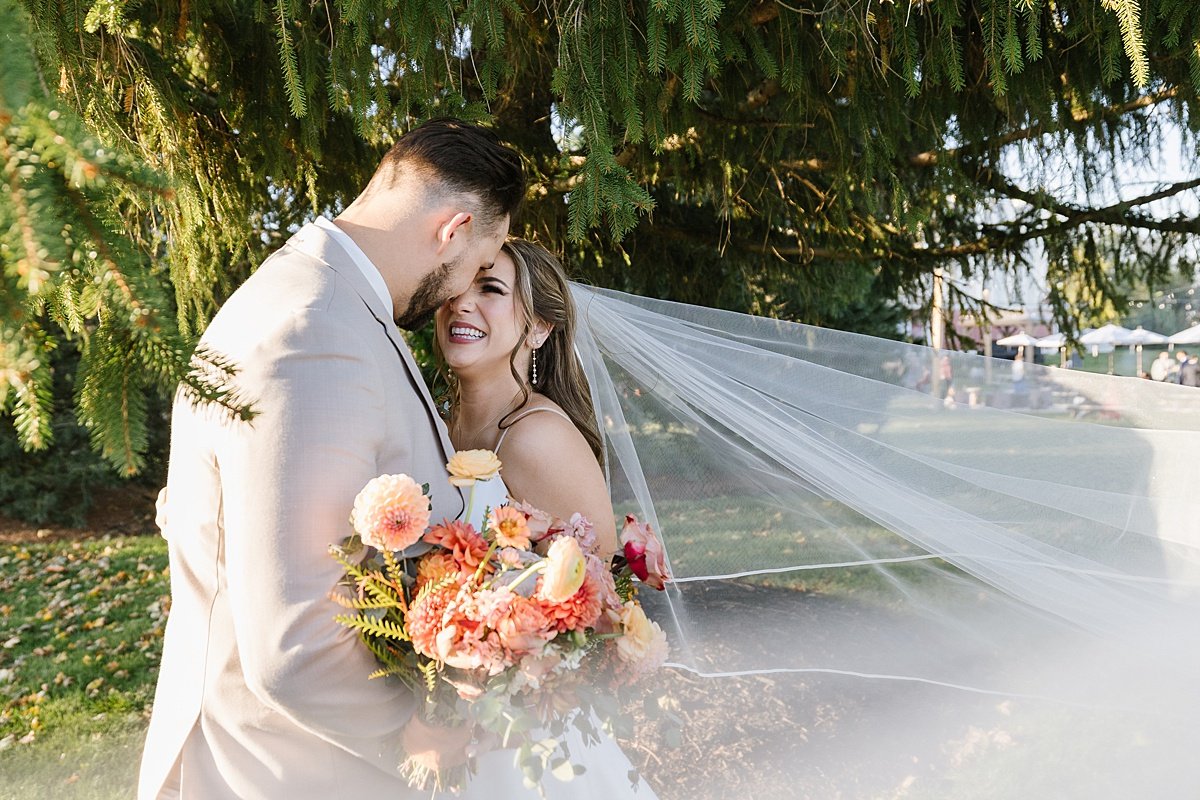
[442,475,659,799]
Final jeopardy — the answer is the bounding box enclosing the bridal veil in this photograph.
[568,284,1200,799]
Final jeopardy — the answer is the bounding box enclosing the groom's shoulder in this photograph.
[202,243,366,355]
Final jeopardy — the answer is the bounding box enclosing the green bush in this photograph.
[0,344,167,527]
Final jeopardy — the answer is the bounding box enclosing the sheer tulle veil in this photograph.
[568,284,1200,799]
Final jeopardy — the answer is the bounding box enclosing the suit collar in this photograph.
[284,223,465,519]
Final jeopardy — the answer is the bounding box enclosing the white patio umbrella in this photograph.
[1124,326,1168,376]
[995,332,1039,372]
[1079,323,1135,346]
[1035,332,1069,367]
[1080,324,1135,374]
[1168,323,1200,345]
[995,332,1041,348]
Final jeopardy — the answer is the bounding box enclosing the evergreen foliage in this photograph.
[1,0,247,477]
[5,0,1200,492]
[14,0,1198,328]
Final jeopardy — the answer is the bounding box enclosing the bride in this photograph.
[431,238,653,798]
[433,238,616,556]
[432,237,1200,799]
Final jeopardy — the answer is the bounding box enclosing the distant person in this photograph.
[1012,347,1027,392]
[938,354,953,401]
[1181,355,1200,387]
[1149,351,1172,382]
[1174,350,1189,383]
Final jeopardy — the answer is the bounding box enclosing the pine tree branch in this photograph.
[781,86,1184,174]
[65,189,146,317]
[908,85,1181,167]
[0,134,53,290]
[977,168,1200,232]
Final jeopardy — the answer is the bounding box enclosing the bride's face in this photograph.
[435,251,528,381]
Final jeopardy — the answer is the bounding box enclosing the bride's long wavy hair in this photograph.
[434,239,604,466]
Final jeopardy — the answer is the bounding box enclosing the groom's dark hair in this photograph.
[376,118,524,227]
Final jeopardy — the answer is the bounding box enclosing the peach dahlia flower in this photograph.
[350,474,431,552]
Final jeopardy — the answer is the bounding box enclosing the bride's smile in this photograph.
[435,251,533,382]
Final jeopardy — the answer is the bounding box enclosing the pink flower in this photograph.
[350,474,431,551]
[435,622,506,674]
[560,513,597,554]
[620,515,670,590]
[488,506,532,549]
[508,499,554,543]
[424,520,490,579]
[586,554,622,612]
[497,547,525,569]
[405,582,458,659]
[475,587,554,657]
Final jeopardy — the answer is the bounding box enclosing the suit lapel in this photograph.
[285,223,464,516]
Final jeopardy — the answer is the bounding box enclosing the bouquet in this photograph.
[329,449,671,791]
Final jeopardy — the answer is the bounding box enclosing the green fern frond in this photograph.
[333,613,411,642]
[420,658,439,692]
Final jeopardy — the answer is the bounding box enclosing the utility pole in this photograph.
[931,268,946,398]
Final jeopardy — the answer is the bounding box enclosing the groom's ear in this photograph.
[434,211,473,256]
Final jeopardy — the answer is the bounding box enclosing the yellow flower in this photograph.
[446,449,502,487]
[615,601,668,672]
[538,537,586,604]
[488,506,531,549]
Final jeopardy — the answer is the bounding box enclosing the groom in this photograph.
[138,119,524,799]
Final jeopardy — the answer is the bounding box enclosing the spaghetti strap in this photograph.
[494,406,574,453]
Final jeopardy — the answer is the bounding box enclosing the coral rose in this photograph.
[350,474,431,552]
[538,537,586,604]
[473,586,554,657]
[488,505,531,549]
[446,449,502,487]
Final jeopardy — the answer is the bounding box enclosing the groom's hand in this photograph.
[400,715,474,772]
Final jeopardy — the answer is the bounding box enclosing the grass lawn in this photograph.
[0,536,169,798]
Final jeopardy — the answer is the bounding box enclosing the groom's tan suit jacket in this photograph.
[138,223,463,799]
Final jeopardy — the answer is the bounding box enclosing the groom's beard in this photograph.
[395,258,457,330]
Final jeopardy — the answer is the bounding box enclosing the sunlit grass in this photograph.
[0,537,169,798]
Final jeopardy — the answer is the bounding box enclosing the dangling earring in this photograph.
[530,348,539,386]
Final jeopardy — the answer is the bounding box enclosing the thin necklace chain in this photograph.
[450,388,526,449]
